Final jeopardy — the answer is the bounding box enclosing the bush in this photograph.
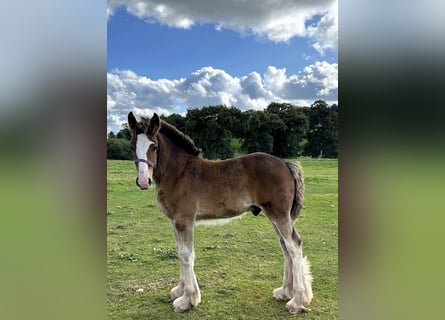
[107,138,132,160]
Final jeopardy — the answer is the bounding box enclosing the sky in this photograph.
[107,0,338,133]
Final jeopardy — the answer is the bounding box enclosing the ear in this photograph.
[149,113,160,135]
[128,112,137,129]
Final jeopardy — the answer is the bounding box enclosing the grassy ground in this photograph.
[107,158,337,319]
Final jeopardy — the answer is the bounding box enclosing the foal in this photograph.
[128,112,313,314]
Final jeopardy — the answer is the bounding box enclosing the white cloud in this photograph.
[307,2,338,54]
[177,67,241,107]
[263,62,337,100]
[264,66,287,92]
[108,0,337,47]
[240,72,269,100]
[287,61,338,98]
[107,63,337,132]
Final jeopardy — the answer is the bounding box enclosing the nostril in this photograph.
[148,178,152,186]
[135,177,139,186]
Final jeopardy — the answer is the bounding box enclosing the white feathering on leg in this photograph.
[302,256,313,304]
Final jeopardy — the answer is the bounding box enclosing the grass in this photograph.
[107,157,337,319]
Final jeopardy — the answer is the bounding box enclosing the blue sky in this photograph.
[107,0,338,133]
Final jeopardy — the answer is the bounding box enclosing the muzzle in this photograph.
[134,158,156,189]
[136,177,152,189]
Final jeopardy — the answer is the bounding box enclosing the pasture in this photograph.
[107,158,337,319]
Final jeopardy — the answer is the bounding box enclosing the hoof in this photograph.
[172,292,200,313]
[273,287,291,301]
[170,285,184,302]
[287,305,311,315]
[286,298,311,314]
[173,295,193,313]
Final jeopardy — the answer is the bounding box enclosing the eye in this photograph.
[152,144,158,151]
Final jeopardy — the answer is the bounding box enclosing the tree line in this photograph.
[107,100,338,160]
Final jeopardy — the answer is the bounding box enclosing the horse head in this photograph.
[128,112,160,189]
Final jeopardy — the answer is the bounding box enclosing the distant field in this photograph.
[107,158,338,319]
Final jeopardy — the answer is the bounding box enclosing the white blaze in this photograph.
[136,133,153,187]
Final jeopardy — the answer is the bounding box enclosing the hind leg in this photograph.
[272,224,293,301]
[272,219,313,314]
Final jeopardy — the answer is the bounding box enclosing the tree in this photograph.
[116,124,131,140]
[241,110,283,154]
[107,138,133,160]
[265,103,308,158]
[304,100,338,158]
[108,131,116,139]
[185,105,242,159]
[161,113,186,133]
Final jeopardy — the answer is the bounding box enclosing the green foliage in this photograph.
[153,247,177,260]
[161,113,186,133]
[265,103,309,158]
[241,110,282,154]
[107,158,338,319]
[107,122,133,159]
[107,138,132,160]
[304,100,338,158]
[185,105,242,160]
[117,124,131,141]
[111,100,338,160]
[108,131,116,139]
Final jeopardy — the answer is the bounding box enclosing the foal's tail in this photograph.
[285,161,304,221]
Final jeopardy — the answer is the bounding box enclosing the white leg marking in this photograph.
[272,222,312,314]
[284,240,306,313]
[273,252,293,301]
[272,225,293,301]
[172,223,201,313]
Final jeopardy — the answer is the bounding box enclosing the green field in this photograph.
[107,158,337,319]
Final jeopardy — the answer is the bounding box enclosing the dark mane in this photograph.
[140,116,201,156]
[160,120,201,156]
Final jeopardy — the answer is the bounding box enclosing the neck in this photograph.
[153,132,196,185]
